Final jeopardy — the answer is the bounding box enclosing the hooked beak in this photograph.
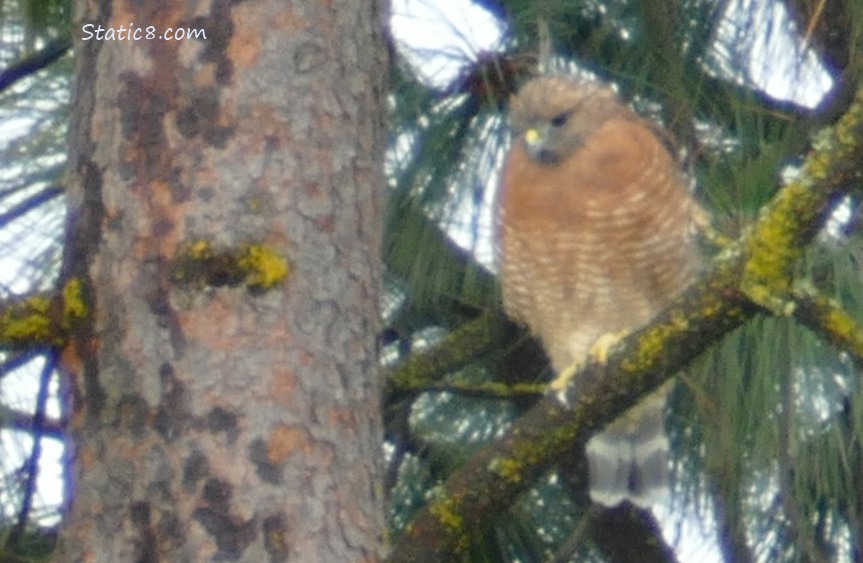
[522,126,559,164]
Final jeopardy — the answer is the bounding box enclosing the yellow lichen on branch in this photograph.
[62,278,88,327]
[171,240,289,292]
[427,495,469,553]
[239,245,289,291]
[0,279,88,348]
[0,294,55,345]
[741,86,863,315]
[790,286,863,366]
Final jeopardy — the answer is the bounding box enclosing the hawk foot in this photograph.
[549,329,631,401]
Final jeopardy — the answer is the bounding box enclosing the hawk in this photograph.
[497,75,701,507]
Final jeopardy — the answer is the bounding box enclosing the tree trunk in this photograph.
[57,1,387,561]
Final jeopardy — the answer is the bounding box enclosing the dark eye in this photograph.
[550,111,571,127]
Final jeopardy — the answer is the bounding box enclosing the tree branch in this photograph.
[385,313,533,398]
[790,286,863,368]
[0,406,64,440]
[0,279,87,349]
[386,313,496,389]
[0,38,71,93]
[0,186,64,230]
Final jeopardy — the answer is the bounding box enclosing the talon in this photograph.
[550,361,581,394]
[549,329,630,399]
[589,330,629,364]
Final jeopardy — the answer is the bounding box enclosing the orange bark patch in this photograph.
[114,0,182,30]
[194,64,216,89]
[178,296,240,351]
[274,7,307,34]
[227,20,261,68]
[267,425,310,465]
[327,405,356,430]
[78,443,99,472]
[59,342,84,379]
[109,1,136,30]
[269,370,298,406]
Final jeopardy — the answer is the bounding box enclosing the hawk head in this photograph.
[509,76,623,165]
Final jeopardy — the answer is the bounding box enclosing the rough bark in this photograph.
[57,1,387,561]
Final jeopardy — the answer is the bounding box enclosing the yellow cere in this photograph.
[524,128,540,145]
